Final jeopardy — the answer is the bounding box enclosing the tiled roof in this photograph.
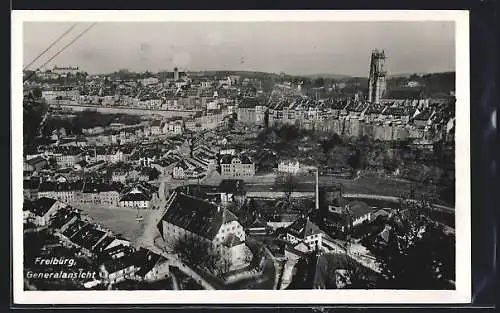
[31,197,58,216]
[160,192,239,240]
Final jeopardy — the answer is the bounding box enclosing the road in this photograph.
[50,102,200,118]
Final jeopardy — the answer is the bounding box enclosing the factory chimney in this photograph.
[315,168,319,211]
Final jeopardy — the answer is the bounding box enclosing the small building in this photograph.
[277,160,300,175]
[347,200,373,227]
[24,156,48,172]
[285,217,346,254]
[119,183,157,208]
[28,197,66,226]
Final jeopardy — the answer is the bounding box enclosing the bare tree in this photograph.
[274,173,298,203]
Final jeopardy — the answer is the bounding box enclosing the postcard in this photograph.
[12,10,470,304]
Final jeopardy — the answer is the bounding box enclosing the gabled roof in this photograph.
[31,197,58,216]
[286,218,323,239]
[134,248,164,277]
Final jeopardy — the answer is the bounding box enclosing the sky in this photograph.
[23,21,455,77]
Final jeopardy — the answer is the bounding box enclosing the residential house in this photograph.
[80,182,122,206]
[111,169,128,183]
[28,197,66,226]
[347,200,373,227]
[150,120,164,136]
[219,154,255,177]
[218,179,246,205]
[54,147,83,168]
[23,178,40,200]
[119,183,157,208]
[99,253,139,284]
[37,181,82,204]
[277,160,301,175]
[285,217,347,254]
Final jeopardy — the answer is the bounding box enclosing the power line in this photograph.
[23,23,78,72]
[24,23,98,83]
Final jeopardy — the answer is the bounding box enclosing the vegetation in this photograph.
[172,236,232,278]
[256,125,455,206]
[274,173,298,202]
[42,110,141,136]
[23,94,48,145]
[361,197,455,289]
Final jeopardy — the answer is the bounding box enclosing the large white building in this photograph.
[219,154,255,177]
[158,192,251,270]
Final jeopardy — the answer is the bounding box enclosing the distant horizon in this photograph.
[24,21,455,77]
[29,66,455,79]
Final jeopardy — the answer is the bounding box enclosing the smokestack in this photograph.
[315,168,319,211]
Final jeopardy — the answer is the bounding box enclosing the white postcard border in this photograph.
[12,10,471,304]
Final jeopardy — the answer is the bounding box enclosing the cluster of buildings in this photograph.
[24,178,158,208]
[24,198,168,287]
[33,66,262,116]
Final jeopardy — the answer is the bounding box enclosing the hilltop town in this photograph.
[22,50,456,291]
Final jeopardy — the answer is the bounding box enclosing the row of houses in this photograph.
[24,180,158,208]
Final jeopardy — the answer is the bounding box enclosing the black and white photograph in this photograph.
[12,10,471,304]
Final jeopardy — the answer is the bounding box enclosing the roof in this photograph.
[92,235,116,253]
[82,182,122,194]
[160,192,239,240]
[220,154,253,165]
[348,200,372,219]
[50,210,79,229]
[71,226,107,251]
[101,253,136,274]
[120,192,151,202]
[134,248,164,277]
[151,120,163,127]
[26,156,48,166]
[286,218,323,239]
[222,233,243,247]
[31,197,58,216]
[39,181,83,192]
[23,179,40,190]
[174,159,191,170]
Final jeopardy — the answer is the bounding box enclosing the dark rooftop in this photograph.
[160,192,239,240]
[31,197,58,217]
